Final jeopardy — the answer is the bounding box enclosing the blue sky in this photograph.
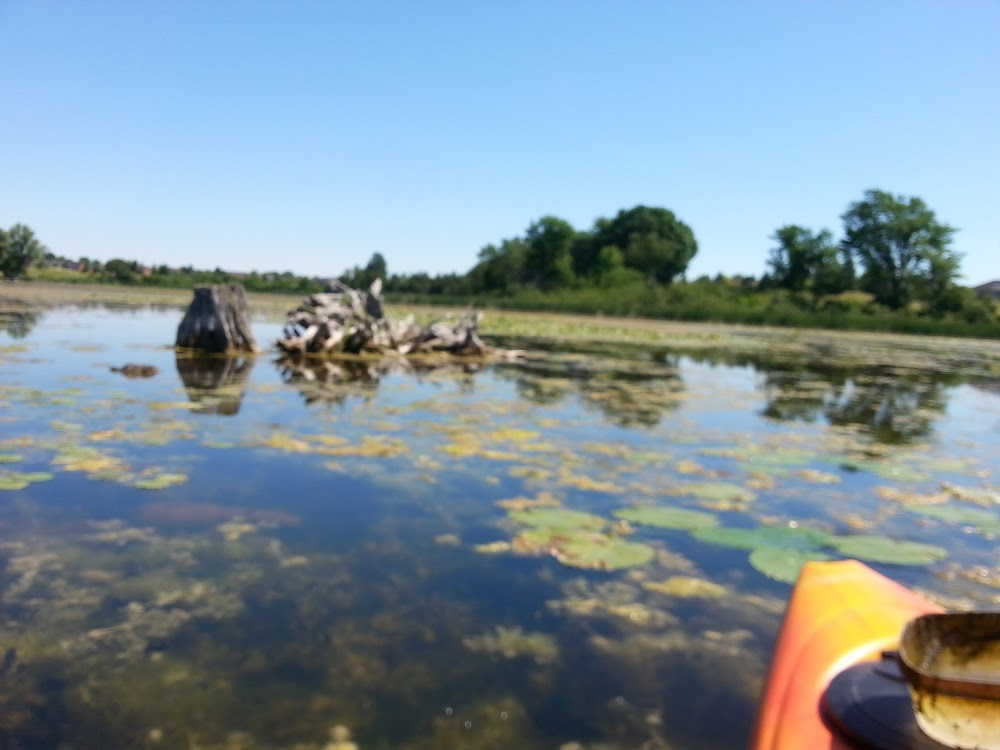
[2,1,997,284]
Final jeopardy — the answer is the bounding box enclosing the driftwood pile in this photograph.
[276,279,496,357]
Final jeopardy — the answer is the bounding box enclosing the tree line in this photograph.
[5,188,997,334]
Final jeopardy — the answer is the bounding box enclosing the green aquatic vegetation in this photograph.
[51,446,132,481]
[748,548,834,584]
[508,507,607,531]
[0,471,52,490]
[509,523,654,571]
[133,473,188,490]
[796,468,842,484]
[0,474,29,490]
[613,506,719,531]
[642,575,728,598]
[831,535,948,565]
[0,454,23,463]
[495,491,562,511]
[941,483,1000,507]
[50,420,83,432]
[909,504,998,526]
[201,440,236,449]
[462,625,559,663]
[552,532,656,571]
[692,524,833,551]
[873,486,949,505]
[555,467,625,493]
[919,457,980,474]
[683,481,757,504]
[837,458,931,482]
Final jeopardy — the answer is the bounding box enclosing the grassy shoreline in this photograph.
[4,280,1000,373]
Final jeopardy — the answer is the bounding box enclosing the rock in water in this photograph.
[176,284,260,353]
[110,363,159,378]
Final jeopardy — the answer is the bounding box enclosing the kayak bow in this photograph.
[749,559,942,750]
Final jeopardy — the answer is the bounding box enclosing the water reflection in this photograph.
[176,354,255,415]
[269,343,975,442]
[275,354,487,405]
[0,310,40,339]
[759,366,959,443]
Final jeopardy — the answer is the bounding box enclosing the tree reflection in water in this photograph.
[759,365,961,443]
[0,310,40,339]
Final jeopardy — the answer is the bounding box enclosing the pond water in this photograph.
[1,304,999,750]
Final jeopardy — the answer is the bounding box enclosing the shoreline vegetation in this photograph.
[5,282,1000,375]
[4,190,999,339]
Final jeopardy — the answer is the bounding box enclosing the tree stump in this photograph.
[176,284,260,353]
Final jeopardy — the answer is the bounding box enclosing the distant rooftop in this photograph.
[974,280,1000,298]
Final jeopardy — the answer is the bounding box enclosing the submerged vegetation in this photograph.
[0,291,997,748]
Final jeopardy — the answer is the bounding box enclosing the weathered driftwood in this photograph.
[176,284,260,353]
[276,278,501,357]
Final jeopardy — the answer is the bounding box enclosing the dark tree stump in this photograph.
[175,284,260,353]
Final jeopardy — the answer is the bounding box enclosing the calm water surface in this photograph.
[0,306,998,750]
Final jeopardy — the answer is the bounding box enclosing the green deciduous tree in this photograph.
[524,216,576,289]
[468,238,528,293]
[766,225,843,294]
[590,206,697,284]
[0,224,47,279]
[841,190,959,310]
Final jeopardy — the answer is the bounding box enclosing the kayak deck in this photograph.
[749,559,942,750]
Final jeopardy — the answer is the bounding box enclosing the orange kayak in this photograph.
[749,559,942,750]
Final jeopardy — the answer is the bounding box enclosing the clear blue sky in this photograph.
[2,1,997,284]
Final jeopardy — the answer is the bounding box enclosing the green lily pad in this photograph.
[831,536,948,565]
[683,482,757,504]
[0,454,23,464]
[749,547,834,584]
[613,506,719,531]
[974,521,1000,538]
[508,507,607,531]
[692,524,833,551]
[0,471,53,490]
[133,473,188,490]
[909,505,998,525]
[553,532,655,571]
[17,472,53,483]
[0,475,29,491]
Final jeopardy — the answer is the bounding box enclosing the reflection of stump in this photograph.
[176,284,260,353]
[176,354,254,415]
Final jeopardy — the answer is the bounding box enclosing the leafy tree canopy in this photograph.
[524,216,576,290]
[841,189,959,309]
[590,205,697,284]
[766,225,844,294]
[0,224,47,279]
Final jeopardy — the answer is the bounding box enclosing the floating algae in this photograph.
[642,576,728,599]
[462,625,559,664]
[133,472,188,490]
